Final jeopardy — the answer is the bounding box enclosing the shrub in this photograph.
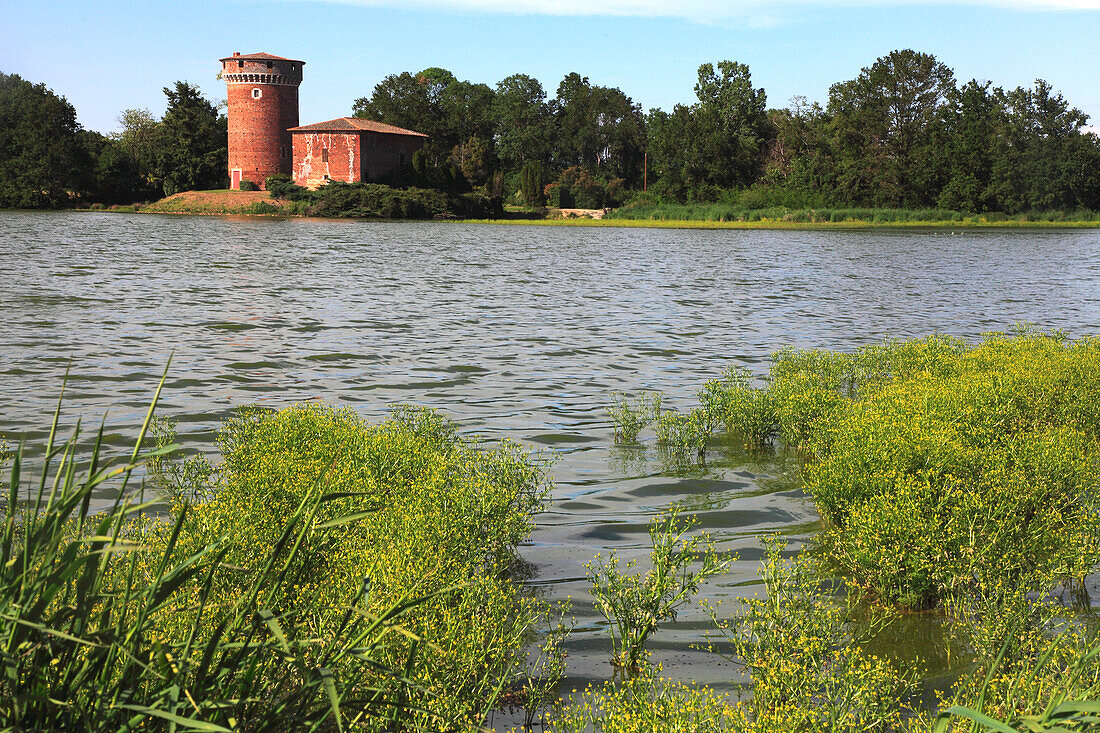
[607,390,662,443]
[800,333,1100,609]
[308,182,447,219]
[150,402,552,728]
[545,670,744,733]
[0,387,429,731]
[586,510,729,676]
[265,173,316,202]
[520,161,549,206]
[238,179,258,191]
[708,538,911,731]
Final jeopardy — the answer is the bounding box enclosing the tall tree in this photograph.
[990,80,1098,212]
[0,72,85,208]
[493,74,552,169]
[551,73,644,184]
[935,80,1001,212]
[828,49,955,206]
[154,82,226,195]
[693,61,770,187]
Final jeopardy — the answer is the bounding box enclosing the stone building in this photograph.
[221,52,426,190]
[288,118,428,189]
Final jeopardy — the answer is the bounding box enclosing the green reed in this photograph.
[0,375,435,731]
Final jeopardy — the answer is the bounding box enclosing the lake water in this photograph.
[3,211,1100,696]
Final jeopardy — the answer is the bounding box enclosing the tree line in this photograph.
[0,74,225,208]
[2,49,1098,213]
[355,50,1100,212]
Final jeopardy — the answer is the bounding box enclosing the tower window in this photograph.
[267,61,273,69]
[280,145,287,159]
[322,148,329,162]
[291,64,296,71]
[237,60,244,69]
[251,88,262,99]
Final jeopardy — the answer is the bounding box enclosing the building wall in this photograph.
[360,133,424,182]
[223,57,301,189]
[292,132,362,189]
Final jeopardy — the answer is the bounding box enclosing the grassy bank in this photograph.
[467,213,1100,230]
[140,189,308,216]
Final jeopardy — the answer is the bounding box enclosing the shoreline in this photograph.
[462,216,1100,230]
[58,208,1100,229]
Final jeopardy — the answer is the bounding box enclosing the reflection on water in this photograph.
[2,211,1100,691]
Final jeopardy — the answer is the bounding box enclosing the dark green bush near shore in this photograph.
[263,177,501,219]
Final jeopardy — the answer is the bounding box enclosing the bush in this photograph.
[264,173,316,202]
[798,333,1100,609]
[0,390,435,731]
[238,179,258,191]
[149,402,552,728]
[308,182,448,219]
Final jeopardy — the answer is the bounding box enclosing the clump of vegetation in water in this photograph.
[614,330,1100,612]
[708,537,911,730]
[585,510,729,677]
[0,383,439,731]
[607,390,662,443]
[0,377,555,730]
[148,401,551,729]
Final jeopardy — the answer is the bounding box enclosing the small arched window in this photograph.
[251,88,262,99]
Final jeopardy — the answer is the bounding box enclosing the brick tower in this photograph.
[220,52,304,190]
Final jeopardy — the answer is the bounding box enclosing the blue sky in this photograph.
[2,0,1097,134]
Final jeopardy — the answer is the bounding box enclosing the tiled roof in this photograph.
[287,117,428,137]
[219,52,305,63]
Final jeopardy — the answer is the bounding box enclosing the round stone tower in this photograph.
[220,52,304,190]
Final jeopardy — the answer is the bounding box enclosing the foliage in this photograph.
[544,669,744,733]
[654,408,718,461]
[708,538,911,731]
[930,589,1100,731]
[307,181,447,218]
[510,602,574,730]
[0,72,85,208]
[238,179,258,191]
[152,402,551,729]
[586,510,730,676]
[153,82,227,196]
[519,160,550,206]
[612,332,1100,611]
[608,390,662,443]
[265,172,317,201]
[0,382,433,731]
[797,332,1100,609]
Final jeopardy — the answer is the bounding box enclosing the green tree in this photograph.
[693,61,770,188]
[935,80,1001,212]
[989,80,1098,212]
[644,61,770,201]
[493,74,552,169]
[0,72,86,208]
[828,49,955,206]
[113,107,160,193]
[551,73,644,184]
[764,96,836,198]
[153,82,226,195]
[353,68,499,189]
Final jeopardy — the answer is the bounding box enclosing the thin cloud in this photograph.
[302,0,1100,24]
